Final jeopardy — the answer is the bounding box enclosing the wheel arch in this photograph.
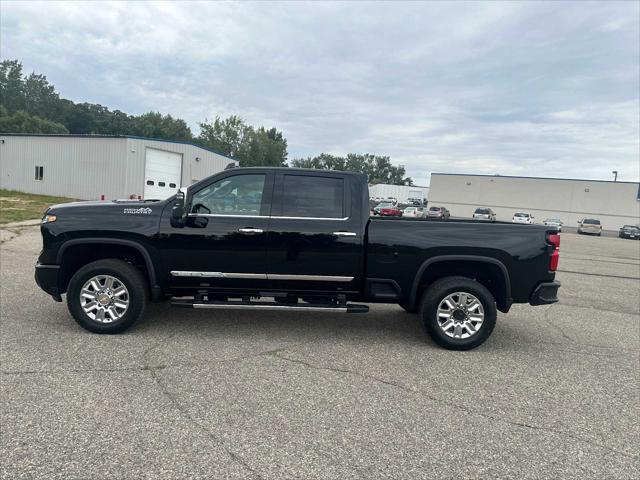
[56,238,161,300]
[409,255,512,312]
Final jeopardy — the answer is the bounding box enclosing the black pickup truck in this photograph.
[35,167,560,350]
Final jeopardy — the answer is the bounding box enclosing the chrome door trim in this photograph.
[186,213,349,221]
[187,213,267,219]
[267,274,354,282]
[238,228,264,234]
[332,231,357,237]
[272,215,349,221]
[170,271,354,282]
[170,271,268,279]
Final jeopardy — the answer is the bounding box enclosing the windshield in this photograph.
[583,219,600,225]
[545,219,560,223]
[622,225,639,230]
[475,208,490,214]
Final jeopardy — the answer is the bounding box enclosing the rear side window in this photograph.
[282,175,344,218]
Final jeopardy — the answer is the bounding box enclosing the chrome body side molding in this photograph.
[170,271,267,279]
[170,271,354,282]
[267,274,354,282]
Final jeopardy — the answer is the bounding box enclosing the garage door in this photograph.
[144,148,182,199]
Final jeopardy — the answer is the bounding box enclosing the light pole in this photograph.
[612,170,618,182]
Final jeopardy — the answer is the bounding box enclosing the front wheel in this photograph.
[420,276,497,350]
[67,259,148,334]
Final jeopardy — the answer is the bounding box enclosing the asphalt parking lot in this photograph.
[1,226,638,479]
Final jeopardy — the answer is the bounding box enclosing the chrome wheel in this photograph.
[436,291,484,339]
[80,275,129,323]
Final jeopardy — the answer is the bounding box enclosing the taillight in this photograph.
[548,233,560,271]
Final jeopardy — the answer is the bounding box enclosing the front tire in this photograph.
[67,259,148,334]
[420,276,497,350]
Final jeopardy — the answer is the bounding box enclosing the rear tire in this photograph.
[67,259,148,334]
[420,276,497,350]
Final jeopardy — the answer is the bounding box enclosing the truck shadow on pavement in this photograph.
[121,301,530,353]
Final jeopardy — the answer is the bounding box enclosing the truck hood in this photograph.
[44,199,169,236]
[46,200,167,215]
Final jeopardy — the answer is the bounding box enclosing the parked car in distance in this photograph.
[379,204,403,217]
[373,202,393,215]
[543,218,563,232]
[619,225,640,239]
[577,218,602,236]
[473,207,496,222]
[512,212,534,225]
[403,206,426,218]
[427,206,450,219]
[408,197,423,206]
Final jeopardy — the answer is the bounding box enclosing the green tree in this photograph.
[0,59,26,112]
[291,153,412,185]
[131,112,192,141]
[197,116,287,166]
[23,72,61,121]
[0,105,68,133]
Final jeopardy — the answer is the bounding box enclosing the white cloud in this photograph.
[1,0,638,182]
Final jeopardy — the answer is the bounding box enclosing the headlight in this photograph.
[42,214,57,224]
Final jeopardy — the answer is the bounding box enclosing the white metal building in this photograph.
[0,134,236,200]
[368,183,429,203]
[428,173,640,230]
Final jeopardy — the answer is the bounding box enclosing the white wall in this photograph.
[0,135,129,199]
[369,184,429,203]
[428,174,640,230]
[0,135,236,200]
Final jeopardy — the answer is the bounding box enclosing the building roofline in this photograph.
[430,172,639,185]
[369,183,429,188]
[0,133,235,161]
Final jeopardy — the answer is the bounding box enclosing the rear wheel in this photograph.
[420,276,496,350]
[67,259,148,334]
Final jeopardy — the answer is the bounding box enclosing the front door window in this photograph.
[191,174,266,216]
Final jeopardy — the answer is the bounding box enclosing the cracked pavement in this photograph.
[1,227,639,479]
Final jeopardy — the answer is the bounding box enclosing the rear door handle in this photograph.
[238,228,264,234]
[333,231,357,237]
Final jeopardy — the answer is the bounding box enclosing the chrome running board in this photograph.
[171,299,369,313]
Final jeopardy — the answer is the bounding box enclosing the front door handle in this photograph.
[333,231,357,237]
[238,228,264,234]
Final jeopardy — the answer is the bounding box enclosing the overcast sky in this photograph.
[1,1,639,184]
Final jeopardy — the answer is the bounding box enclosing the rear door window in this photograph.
[281,175,345,218]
